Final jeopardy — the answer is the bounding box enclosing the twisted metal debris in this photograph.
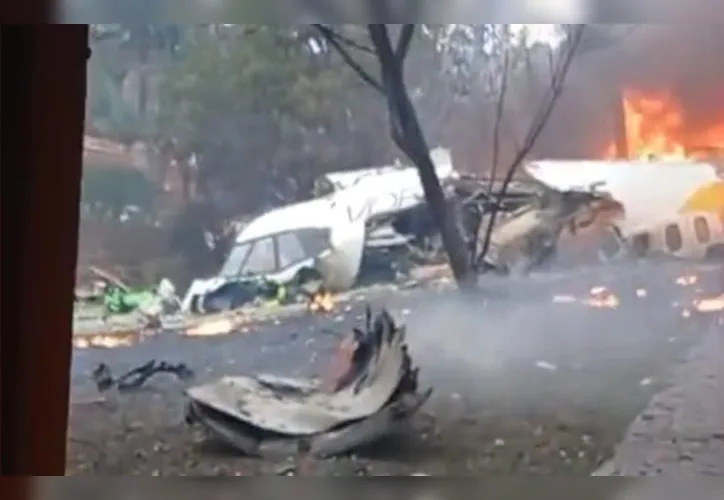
[185,307,431,457]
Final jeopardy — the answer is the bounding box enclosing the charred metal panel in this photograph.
[185,309,430,457]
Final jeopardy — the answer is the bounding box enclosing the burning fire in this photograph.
[73,330,139,349]
[676,274,698,287]
[552,271,724,318]
[309,289,335,313]
[694,294,724,313]
[552,285,621,308]
[605,89,724,160]
[184,310,250,337]
[585,286,620,309]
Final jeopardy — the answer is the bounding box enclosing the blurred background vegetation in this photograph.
[79,24,616,289]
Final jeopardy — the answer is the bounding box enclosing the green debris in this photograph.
[103,286,157,315]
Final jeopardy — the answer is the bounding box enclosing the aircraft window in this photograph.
[599,230,622,259]
[694,216,711,243]
[297,228,331,256]
[664,224,683,252]
[277,232,308,269]
[241,237,277,275]
[218,243,251,277]
[631,233,651,257]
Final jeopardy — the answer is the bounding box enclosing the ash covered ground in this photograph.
[67,261,724,475]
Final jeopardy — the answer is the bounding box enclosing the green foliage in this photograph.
[157,26,357,142]
[81,166,158,218]
[87,24,184,143]
[155,26,389,212]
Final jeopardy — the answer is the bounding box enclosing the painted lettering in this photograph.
[344,187,424,223]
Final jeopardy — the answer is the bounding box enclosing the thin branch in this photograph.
[475,25,586,269]
[318,25,377,55]
[312,24,384,93]
[468,46,511,266]
[488,47,510,191]
[368,24,408,147]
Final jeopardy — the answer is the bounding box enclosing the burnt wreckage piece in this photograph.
[92,360,195,392]
[185,308,431,457]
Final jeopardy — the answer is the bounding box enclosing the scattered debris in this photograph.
[73,329,142,349]
[693,294,724,313]
[185,307,431,458]
[676,274,698,286]
[77,266,180,317]
[585,286,620,308]
[182,308,252,337]
[91,360,195,393]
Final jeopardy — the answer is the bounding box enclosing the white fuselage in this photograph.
[181,149,456,311]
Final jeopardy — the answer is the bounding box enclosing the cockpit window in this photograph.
[218,243,251,278]
[277,229,331,269]
[277,231,307,269]
[297,228,331,256]
[242,237,277,274]
[219,228,331,278]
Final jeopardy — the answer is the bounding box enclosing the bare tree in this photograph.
[474,25,586,269]
[315,24,586,289]
[314,24,477,289]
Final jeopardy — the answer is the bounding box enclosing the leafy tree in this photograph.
[81,165,158,220]
[154,25,395,272]
[83,24,589,285]
[87,24,183,144]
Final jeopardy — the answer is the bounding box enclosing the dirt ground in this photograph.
[66,388,625,475]
[66,262,724,475]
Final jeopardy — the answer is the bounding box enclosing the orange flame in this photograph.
[309,290,335,313]
[183,310,250,337]
[585,286,620,309]
[73,330,139,349]
[605,89,724,160]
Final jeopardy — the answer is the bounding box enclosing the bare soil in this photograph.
[66,387,625,476]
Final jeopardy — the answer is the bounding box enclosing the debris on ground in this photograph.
[91,360,195,393]
[74,265,184,343]
[181,308,253,338]
[76,266,180,317]
[185,307,431,458]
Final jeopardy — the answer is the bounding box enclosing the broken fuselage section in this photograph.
[185,309,431,457]
[181,149,463,314]
[480,159,724,274]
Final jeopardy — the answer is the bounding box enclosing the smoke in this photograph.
[401,260,720,422]
[579,25,724,122]
[537,23,724,158]
[456,22,724,170]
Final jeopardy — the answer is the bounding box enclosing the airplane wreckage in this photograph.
[78,149,724,323]
[180,150,724,315]
[79,151,724,456]
[185,308,431,457]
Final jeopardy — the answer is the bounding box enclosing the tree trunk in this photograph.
[137,45,149,119]
[370,25,476,289]
[412,149,477,289]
